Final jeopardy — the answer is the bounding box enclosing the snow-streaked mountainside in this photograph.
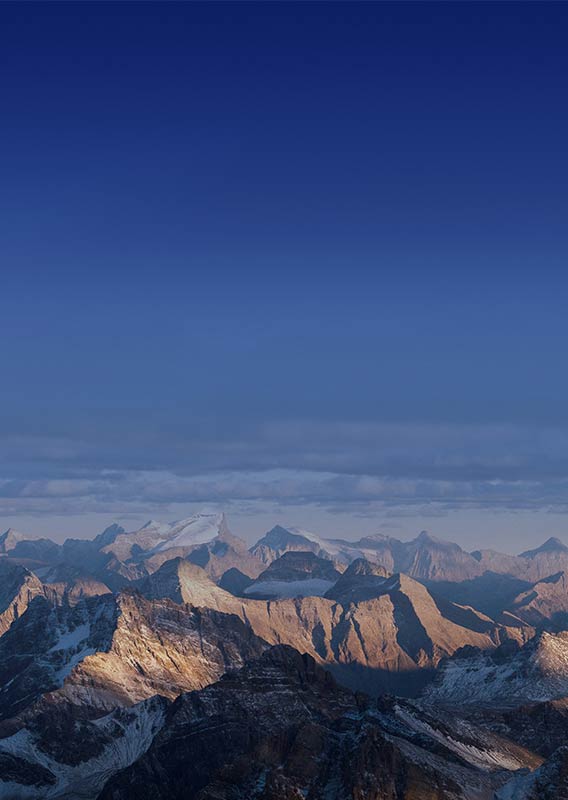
[496,746,568,800]
[0,695,169,800]
[424,631,568,706]
[0,645,543,800]
[286,525,343,553]
[98,646,542,800]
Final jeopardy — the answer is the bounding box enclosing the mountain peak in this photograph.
[415,530,443,545]
[95,522,126,547]
[0,527,33,541]
[153,513,227,552]
[0,527,38,553]
[343,557,389,578]
[519,537,568,558]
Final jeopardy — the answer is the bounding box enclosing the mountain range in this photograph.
[1,513,568,798]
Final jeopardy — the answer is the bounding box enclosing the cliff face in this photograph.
[0,590,268,719]
[506,571,568,627]
[0,559,48,637]
[133,557,529,696]
[0,552,532,725]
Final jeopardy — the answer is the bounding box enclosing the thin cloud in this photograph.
[1,420,568,518]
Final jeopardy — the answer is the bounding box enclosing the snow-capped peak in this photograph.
[153,513,226,551]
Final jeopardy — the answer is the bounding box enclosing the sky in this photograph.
[1,2,568,550]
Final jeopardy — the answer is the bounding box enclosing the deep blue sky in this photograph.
[1,2,568,547]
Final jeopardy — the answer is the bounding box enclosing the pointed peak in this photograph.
[101,522,125,535]
[415,530,443,545]
[520,537,568,558]
[260,525,304,543]
[95,522,126,546]
[344,557,389,578]
[1,527,32,539]
[0,527,39,553]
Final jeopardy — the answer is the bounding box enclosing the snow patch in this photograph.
[244,578,335,598]
[48,623,91,653]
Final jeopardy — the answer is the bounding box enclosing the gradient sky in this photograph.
[1,2,568,549]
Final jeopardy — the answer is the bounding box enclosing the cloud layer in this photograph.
[2,419,568,520]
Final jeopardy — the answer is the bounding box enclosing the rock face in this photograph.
[325,557,390,604]
[0,528,42,554]
[494,697,568,759]
[218,567,254,596]
[395,531,484,582]
[1,553,527,709]
[7,518,568,593]
[133,558,242,611]
[0,559,48,636]
[0,593,117,719]
[131,556,528,696]
[243,551,342,599]
[427,571,534,619]
[424,631,568,707]
[0,695,169,800]
[250,527,568,586]
[497,746,568,800]
[506,571,568,628]
[99,646,538,800]
[473,537,568,584]
[249,527,488,581]
[0,590,267,719]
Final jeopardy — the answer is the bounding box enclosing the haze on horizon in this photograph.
[2,3,568,553]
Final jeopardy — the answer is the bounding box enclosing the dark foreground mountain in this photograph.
[100,646,538,800]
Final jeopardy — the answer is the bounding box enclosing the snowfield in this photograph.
[244,578,336,598]
[153,513,226,551]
